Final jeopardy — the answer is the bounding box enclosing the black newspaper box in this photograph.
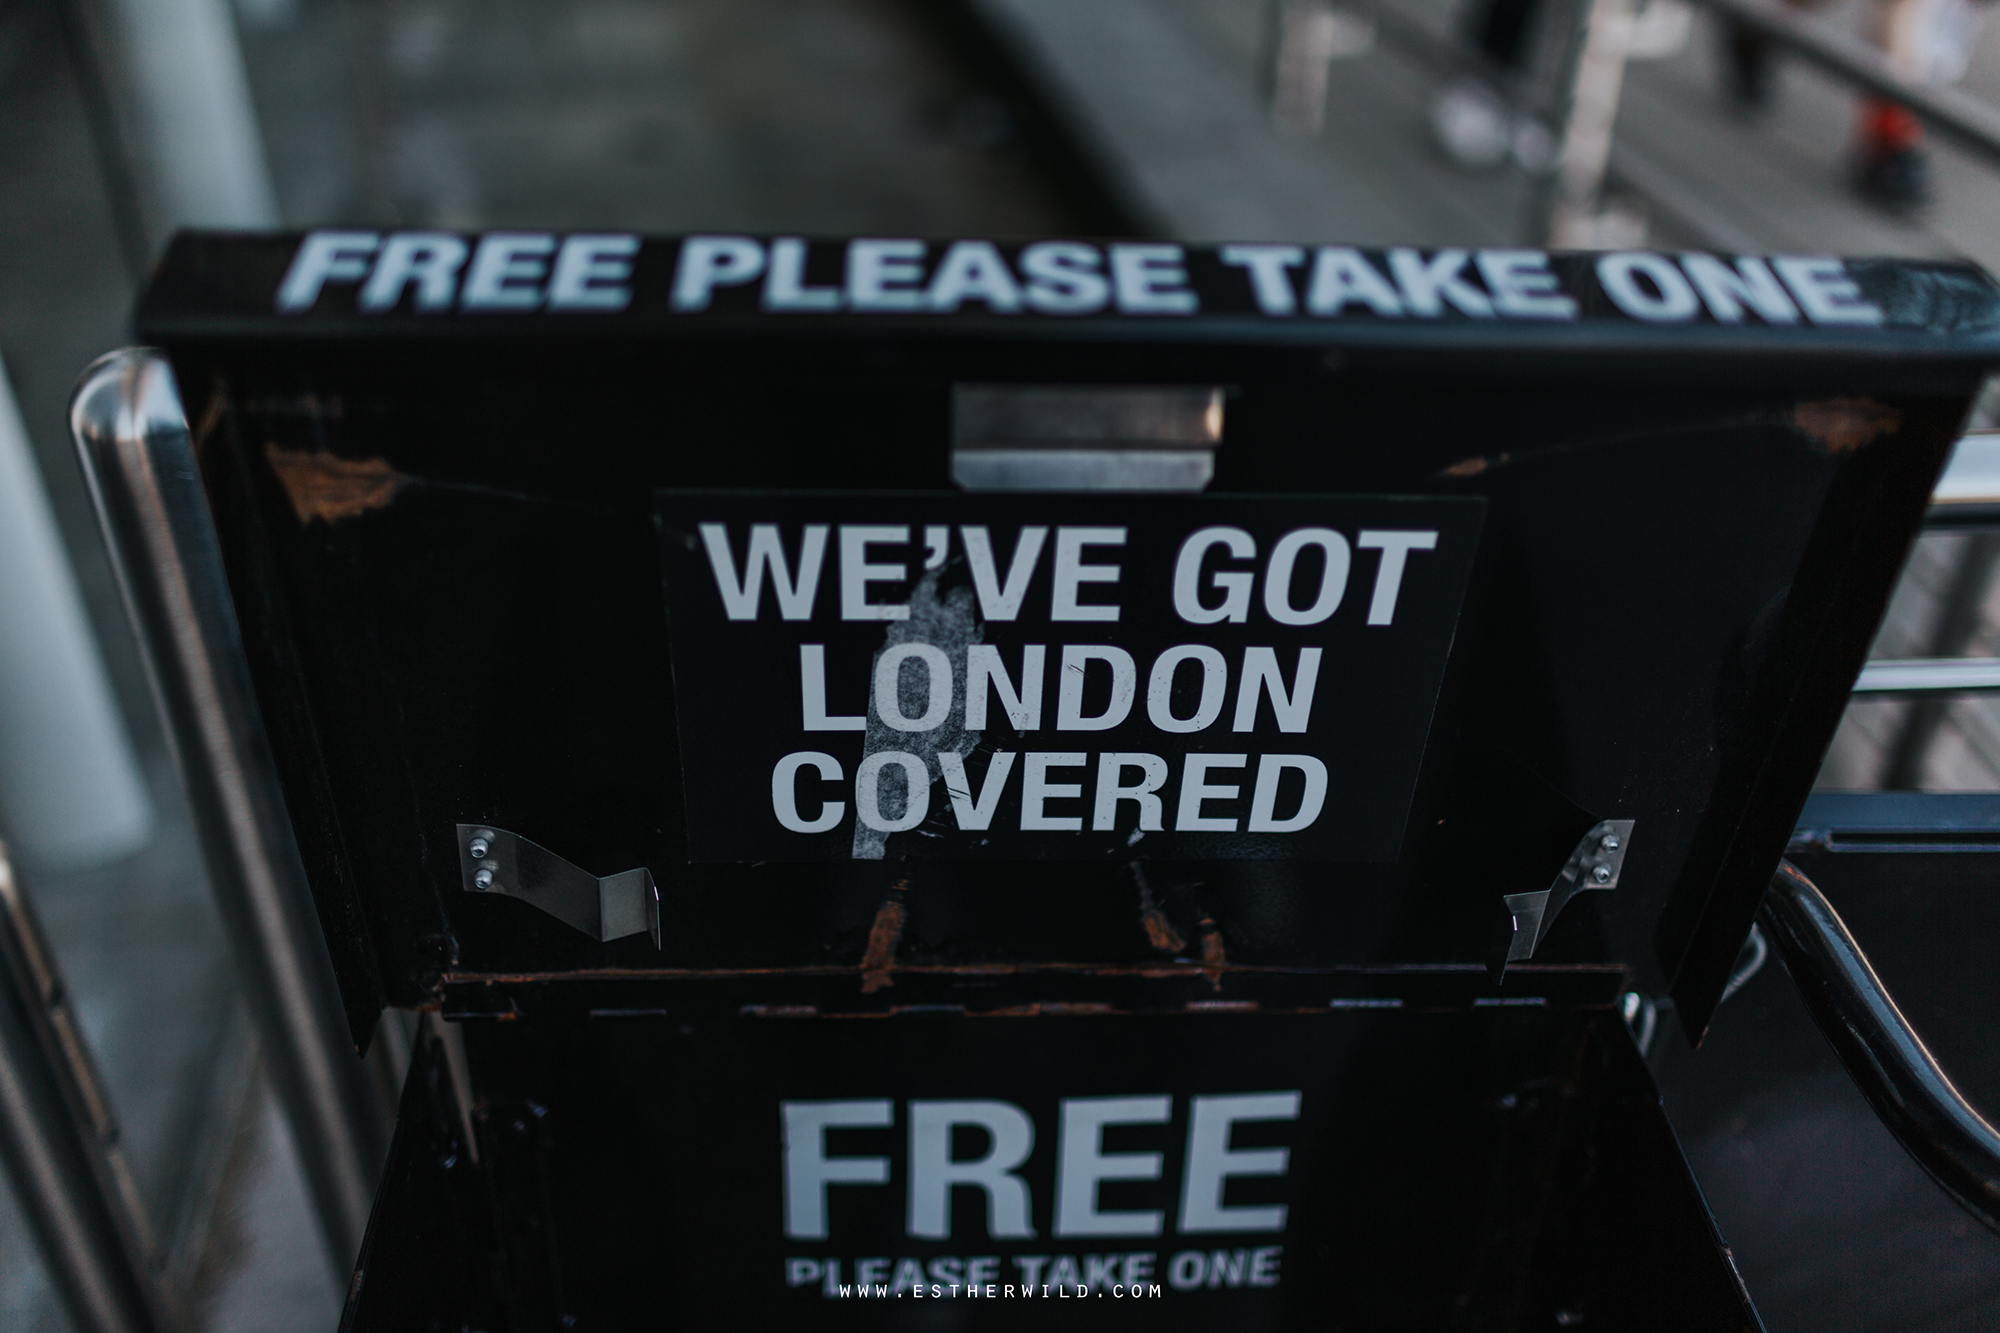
[90,233,2000,1329]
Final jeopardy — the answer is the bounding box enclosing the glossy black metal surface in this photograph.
[348,997,1760,1331]
[132,233,1998,1051]
[1758,859,2000,1235]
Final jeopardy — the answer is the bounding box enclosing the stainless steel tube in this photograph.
[0,843,180,1333]
[69,349,387,1278]
[1761,860,2000,1235]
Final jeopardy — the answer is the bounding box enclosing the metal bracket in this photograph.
[455,825,660,948]
[1501,818,1635,966]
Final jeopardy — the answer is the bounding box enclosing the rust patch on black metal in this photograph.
[1791,398,1902,453]
[1198,916,1227,991]
[266,443,407,524]
[1439,452,1510,478]
[1130,864,1186,955]
[859,880,910,994]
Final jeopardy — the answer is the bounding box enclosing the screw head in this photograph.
[1590,863,1613,884]
[469,836,490,859]
[473,868,494,890]
[1599,833,1620,853]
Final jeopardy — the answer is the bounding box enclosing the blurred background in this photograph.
[0,0,1997,1326]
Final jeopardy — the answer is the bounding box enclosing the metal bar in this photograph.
[1760,861,2000,1235]
[68,349,387,1279]
[1851,657,2000,694]
[1692,0,2000,169]
[0,842,181,1333]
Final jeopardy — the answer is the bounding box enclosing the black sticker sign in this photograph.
[656,494,1483,863]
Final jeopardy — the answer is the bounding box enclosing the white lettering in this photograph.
[1050,527,1125,621]
[908,1100,1037,1239]
[855,751,929,832]
[784,1102,891,1240]
[800,645,866,731]
[701,523,827,620]
[1021,752,1087,830]
[1475,250,1575,320]
[772,751,845,833]
[1220,244,1303,315]
[1110,244,1197,315]
[359,232,467,312]
[1232,648,1321,734]
[1356,530,1437,625]
[1388,248,1493,317]
[276,231,379,311]
[1262,528,1350,625]
[1773,256,1884,326]
[961,526,1047,621]
[927,241,1022,313]
[1178,1092,1299,1233]
[1177,754,1246,832]
[670,235,766,311]
[1596,252,1698,322]
[841,526,910,621]
[938,751,1016,830]
[548,233,639,311]
[848,239,927,312]
[1056,646,1136,731]
[1146,646,1227,733]
[1246,756,1327,833]
[461,233,554,310]
[765,237,842,312]
[1679,254,1799,324]
[1020,242,1110,314]
[1306,247,1404,317]
[1172,527,1255,624]
[965,645,1044,731]
[1055,1097,1170,1237]
[1093,753,1168,831]
[874,644,953,732]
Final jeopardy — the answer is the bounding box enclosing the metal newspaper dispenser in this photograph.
[70,232,2000,1329]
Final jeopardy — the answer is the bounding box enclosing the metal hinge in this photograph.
[1499,818,1635,969]
[455,825,660,948]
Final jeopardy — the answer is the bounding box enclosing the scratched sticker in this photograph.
[654,493,1483,863]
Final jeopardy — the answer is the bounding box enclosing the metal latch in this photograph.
[455,825,661,948]
[1500,818,1634,967]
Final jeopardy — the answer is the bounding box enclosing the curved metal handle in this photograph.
[69,349,386,1275]
[1760,860,2000,1234]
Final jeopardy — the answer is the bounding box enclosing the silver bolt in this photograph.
[1599,833,1620,853]
[469,836,490,859]
[473,868,494,890]
[1590,863,1613,884]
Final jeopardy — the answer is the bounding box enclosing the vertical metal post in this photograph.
[69,349,387,1280]
[1542,0,1638,246]
[0,842,183,1333]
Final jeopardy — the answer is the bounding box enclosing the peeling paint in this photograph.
[859,881,910,993]
[1790,398,1902,454]
[1439,452,1509,478]
[266,443,408,524]
[854,564,983,859]
[1198,916,1227,991]
[1131,864,1186,954]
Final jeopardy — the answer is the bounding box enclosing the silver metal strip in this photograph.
[68,349,386,1278]
[1851,657,2000,694]
[0,842,184,1333]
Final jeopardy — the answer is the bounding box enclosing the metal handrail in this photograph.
[1692,0,2000,170]
[69,350,387,1278]
[0,843,182,1333]
[1759,861,2000,1235]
